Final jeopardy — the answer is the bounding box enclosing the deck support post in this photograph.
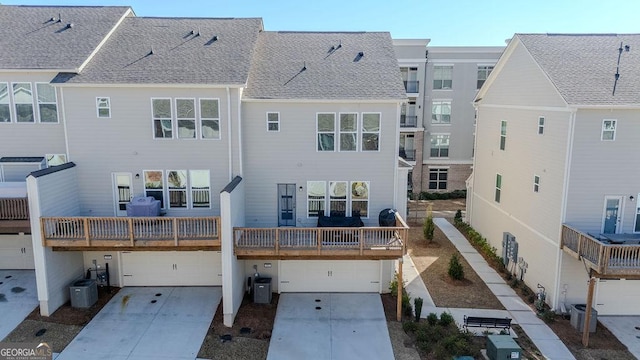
[582,275,596,347]
[397,256,403,321]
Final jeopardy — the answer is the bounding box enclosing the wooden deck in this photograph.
[41,216,220,250]
[561,224,640,277]
[234,214,408,260]
[0,197,30,234]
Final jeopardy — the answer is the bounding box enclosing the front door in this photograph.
[113,173,132,216]
[278,184,296,226]
[602,196,623,234]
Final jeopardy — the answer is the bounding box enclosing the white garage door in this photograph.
[279,260,381,293]
[0,235,34,270]
[121,251,222,287]
[595,279,640,315]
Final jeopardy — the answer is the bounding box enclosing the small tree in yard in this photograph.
[448,254,465,280]
[423,215,435,243]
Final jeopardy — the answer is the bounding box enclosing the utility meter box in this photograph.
[486,335,521,360]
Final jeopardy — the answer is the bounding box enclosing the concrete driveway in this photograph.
[0,269,38,341]
[599,316,640,359]
[57,286,221,360]
[267,293,394,360]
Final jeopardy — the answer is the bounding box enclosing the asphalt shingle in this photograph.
[53,17,263,85]
[518,33,640,105]
[0,5,131,70]
[244,31,407,100]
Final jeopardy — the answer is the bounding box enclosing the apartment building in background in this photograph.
[393,40,504,194]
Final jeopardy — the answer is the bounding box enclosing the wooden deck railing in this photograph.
[41,216,220,248]
[0,197,29,220]
[234,213,408,259]
[561,224,640,276]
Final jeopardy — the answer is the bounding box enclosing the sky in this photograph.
[4,0,640,46]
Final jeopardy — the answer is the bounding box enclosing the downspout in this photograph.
[60,88,71,162]
[554,108,577,310]
[393,102,400,209]
[469,103,480,224]
[237,89,243,177]
[226,87,232,182]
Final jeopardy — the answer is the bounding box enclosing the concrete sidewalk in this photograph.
[402,218,575,360]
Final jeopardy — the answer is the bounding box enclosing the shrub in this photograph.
[402,292,413,318]
[423,215,435,243]
[527,294,536,304]
[403,321,418,333]
[510,278,520,288]
[454,209,463,224]
[539,309,556,323]
[417,190,467,200]
[414,297,424,322]
[448,254,465,280]
[426,312,438,326]
[439,312,455,327]
[522,285,532,297]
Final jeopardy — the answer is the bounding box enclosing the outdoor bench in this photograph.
[463,315,512,330]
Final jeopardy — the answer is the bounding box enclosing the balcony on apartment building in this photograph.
[234,213,408,260]
[403,81,420,94]
[40,216,221,250]
[400,115,418,128]
[0,182,31,234]
[399,148,416,161]
[561,224,640,277]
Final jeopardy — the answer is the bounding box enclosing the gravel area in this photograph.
[387,322,421,360]
[3,320,83,353]
[199,336,269,360]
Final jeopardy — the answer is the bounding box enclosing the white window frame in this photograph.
[307,181,326,218]
[143,170,165,209]
[45,154,67,167]
[267,112,280,132]
[175,98,197,140]
[35,82,58,123]
[339,112,358,152]
[317,112,336,152]
[500,120,507,150]
[329,180,348,217]
[601,119,616,141]
[167,170,188,209]
[361,112,381,152]
[533,175,540,193]
[538,116,545,135]
[431,100,452,124]
[0,82,11,123]
[200,98,221,140]
[495,174,502,203]
[477,65,494,89]
[428,168,448,190]
[433,65,453,90]
[350,181,370,218]
[96,97,111,118]
[430,133,450,158]
[12,82,35,123]
[189,170,211,209]
[151,98,173,139]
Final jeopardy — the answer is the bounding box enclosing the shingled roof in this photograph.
[53,17,263,85]
[517,33,640,105]
[0,5,131,70]
[244,31,406,100]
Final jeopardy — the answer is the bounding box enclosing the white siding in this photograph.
[242,101,399,227]
[565,109,640,233]
[0,72,67,158]
[480,41,566,108]
[27,166,84,316]
[61,86,233,216]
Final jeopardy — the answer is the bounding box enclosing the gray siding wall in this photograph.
[242,101,399,227]
[424,49,502,163]
[565,109,640,233]
[480,42,566,108]
[0,72,67,158]
[61,86,234,216]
